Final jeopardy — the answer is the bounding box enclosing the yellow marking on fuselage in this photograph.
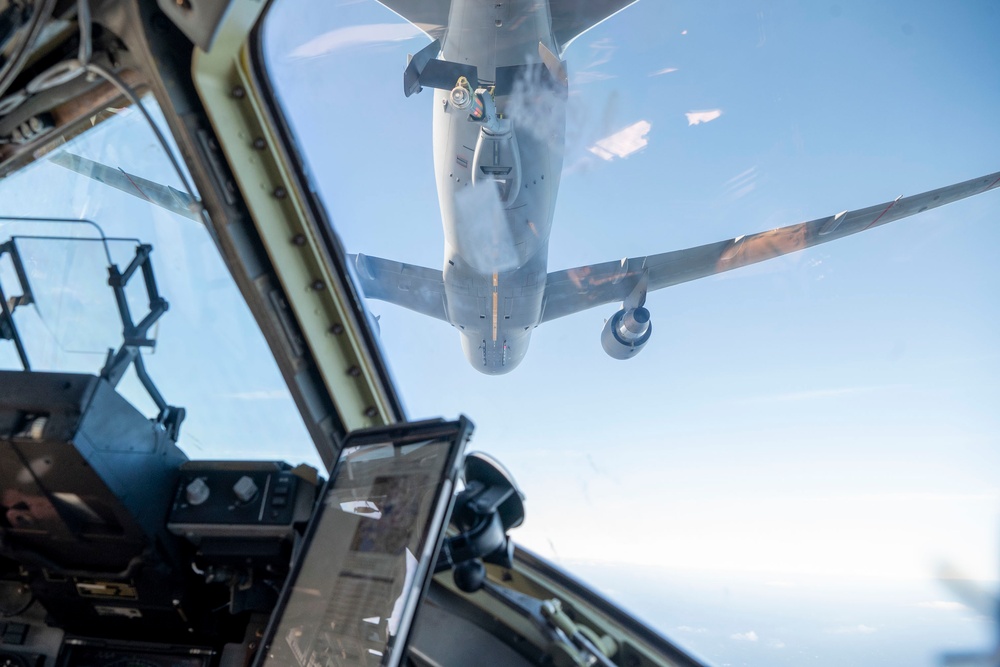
[492,272,499,342]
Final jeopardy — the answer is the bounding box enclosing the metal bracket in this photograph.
[623,269,648,310]
[100,243,185,440]
[107,243,168,347]
[0,239,35,369]
[482,582,618,667]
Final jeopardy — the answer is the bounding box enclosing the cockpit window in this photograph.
[256,1,1000,663]
[0,96,321,470]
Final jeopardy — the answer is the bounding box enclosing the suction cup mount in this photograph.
[436,452,525,592]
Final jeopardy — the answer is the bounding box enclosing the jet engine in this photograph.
[601,307,652,359]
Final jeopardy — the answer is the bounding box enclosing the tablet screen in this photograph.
[259,421,468,667]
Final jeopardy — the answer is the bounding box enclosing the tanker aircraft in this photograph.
[345,0,1000,373]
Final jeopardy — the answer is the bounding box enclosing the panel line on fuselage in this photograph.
[492,272,499,341]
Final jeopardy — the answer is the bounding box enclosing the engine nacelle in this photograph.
[601,307,652,360]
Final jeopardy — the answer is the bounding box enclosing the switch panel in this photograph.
[167,462,315,540]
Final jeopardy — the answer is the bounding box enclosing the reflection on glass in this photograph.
[1,234,141,358]
[263,438,456,667]
[0,97,320,469]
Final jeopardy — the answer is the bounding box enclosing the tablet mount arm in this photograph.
[436,452,525,593]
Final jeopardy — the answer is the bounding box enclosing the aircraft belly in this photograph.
[429,0,568,277]
[434,102,563,273]
[433,97,478,226]
[442,0,557,78]
[444,251,545,373]
[504,123,563,250]
[423,0,570,372]
[443,268,544,331]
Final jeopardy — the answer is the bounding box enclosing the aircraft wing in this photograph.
[349,253,449,322]
[49,152,200,221]
[540,170,1000,323]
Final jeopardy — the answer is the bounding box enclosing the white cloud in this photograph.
[586,37,617,68]
[768,639,786,649]
[290,23,422,58]
[588,120,651,161]
[573,70,616,85]
[574,38,618,84]
[730,631,758,642]
[725,166,757,186]
[916,601,968,612]
[826,625,877,635]
[862,492,1000,505]
[686,109,723,126]
[651,67,678,76]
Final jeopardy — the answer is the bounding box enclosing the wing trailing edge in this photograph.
[540,170,1000,323]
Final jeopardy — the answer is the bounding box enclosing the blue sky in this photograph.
[261,0,1000,661]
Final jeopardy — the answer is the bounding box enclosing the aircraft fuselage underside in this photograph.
[432,0,567,373]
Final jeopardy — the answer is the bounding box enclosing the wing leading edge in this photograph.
[540,170,1000,323]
